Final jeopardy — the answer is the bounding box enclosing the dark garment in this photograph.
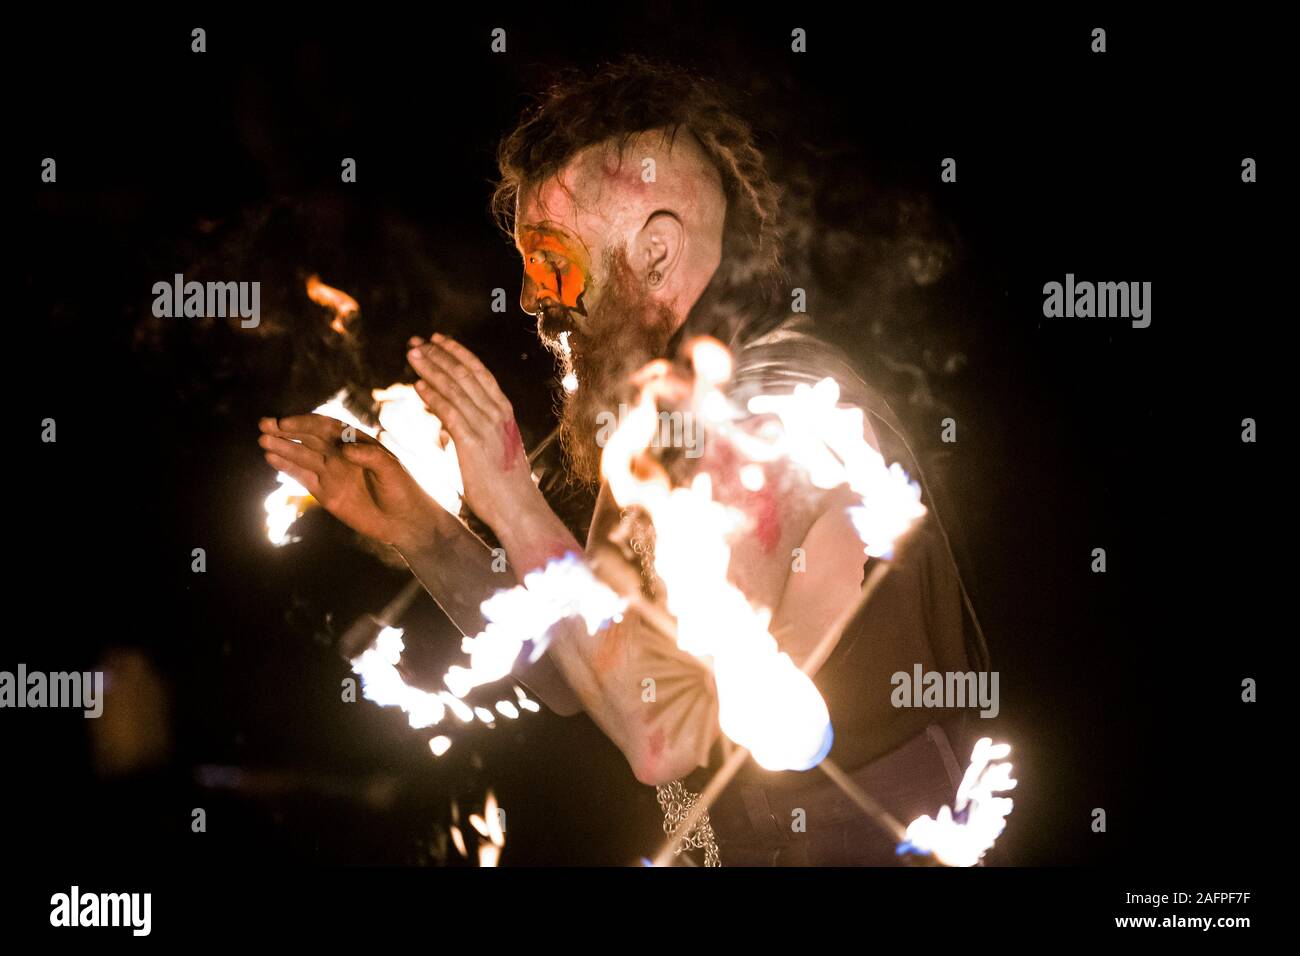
[706,718,973,866]
[685,317,992,865]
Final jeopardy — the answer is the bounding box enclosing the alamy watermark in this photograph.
[595,404,703,458]
[152,273,260,328]
[891,664,999,718]
[50,886,151,936]
[1,664,103,717]
[1042,274,1151,328]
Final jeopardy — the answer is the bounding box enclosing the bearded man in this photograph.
[258,56,989,866]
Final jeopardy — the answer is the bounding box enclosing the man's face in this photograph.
[515,171,678,488]
[519,223,592,345]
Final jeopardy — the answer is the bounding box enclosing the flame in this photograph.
[340,554,621,759]
[495,700,520,719]
[467,790,507,866]
[306,274,359,336]
[515,685,540,713]
[347,605,555,754]
[347,622,541,753]
[441,692,474,723]
[262,278,462,545]
[344,624,514,863]
[476,789,506,866]
[901,738,1017,866]
[596,337,928,771]
[284,329,928,794]
[747,377,926,559]
[312,391,370,433]
[349,627,445,729]
[263,392,368,546]
[264,473,317,547]
[444,553,626,699]
[371,383,464,515]
[449,825,467,859]
[485,790,505,845]
[263,386,463,545]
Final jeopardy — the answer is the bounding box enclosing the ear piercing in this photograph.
[648,270,663,286]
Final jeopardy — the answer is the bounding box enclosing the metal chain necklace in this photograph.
[656,779,721,867]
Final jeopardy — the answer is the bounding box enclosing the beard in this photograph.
[538,246,678,489]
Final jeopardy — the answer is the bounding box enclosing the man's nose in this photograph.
[519,273,539,316]
[519,272,558,316]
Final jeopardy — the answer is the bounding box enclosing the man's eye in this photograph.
[528,251,568,272]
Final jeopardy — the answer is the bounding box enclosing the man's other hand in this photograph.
[258,413,444,550]
[406,334,541,534]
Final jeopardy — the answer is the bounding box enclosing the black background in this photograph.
[11,6,1278,927]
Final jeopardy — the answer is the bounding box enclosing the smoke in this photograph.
[131,195,473,425]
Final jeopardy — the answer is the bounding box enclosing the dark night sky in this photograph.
[15,10,1277,874]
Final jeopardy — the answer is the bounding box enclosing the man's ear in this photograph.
[634,211,685,288]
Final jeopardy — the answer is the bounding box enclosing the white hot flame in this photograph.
[264,473,314,547]
[515,685,540,713]
[902,737,1017,867]
[597,337,928,771]
[445,553,627,699]
[349,627,446,729]
[485,790,505,845]
[746,377,926,559]
[599,340,836,771]
[476,790,506,867]
[372,383,463,515]
[295,330,928,788]
[341,554,617,758]
[264,386,463,545]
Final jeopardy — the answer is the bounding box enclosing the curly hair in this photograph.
[491,54,789,352]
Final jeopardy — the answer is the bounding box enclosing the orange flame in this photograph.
[306,274,359,335]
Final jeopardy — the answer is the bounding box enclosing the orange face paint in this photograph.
[520,227,591,316]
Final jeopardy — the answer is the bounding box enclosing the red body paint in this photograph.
[501,420,523,471]
[645,727,666,763]
[704,438,783,554]
[750,486,782,554]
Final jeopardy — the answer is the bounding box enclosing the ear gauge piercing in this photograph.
[648,270,663,286]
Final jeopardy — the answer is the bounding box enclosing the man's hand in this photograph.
[258,414,445,550]
[259,410,586,716]
[406,334,542,533]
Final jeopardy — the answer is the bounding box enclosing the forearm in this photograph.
[491,488,584,575]
[542,608,719,785]
[395,506,504,634]
[490,497,717,782]
[396,507,583,715]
